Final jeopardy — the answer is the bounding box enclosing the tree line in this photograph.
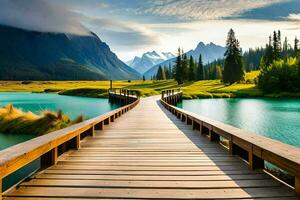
[258,31,300,92]
[152,50,221,83]
[153,29,244,84]
[152,29,300,92]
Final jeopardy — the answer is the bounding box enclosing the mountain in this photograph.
[127,51,175,74]
[143,42,226,79]
[0,25,140,80]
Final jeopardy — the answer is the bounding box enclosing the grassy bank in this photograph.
[0,104,83,135]
[0,71,299,99]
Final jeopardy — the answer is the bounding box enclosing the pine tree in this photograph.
[156,65,163,80]
[223,29,244,84]
[164,66,170,79]
[143,75,146,81]
[168,63,173,79]
[182,53,188,82]
[196,54,204,80]
[188,56,195,81]
[283,37,289,61]
[174,48,183,84]
[273,31,281,60]
[294,37,299,57]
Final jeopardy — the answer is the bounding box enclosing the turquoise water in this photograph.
[0,92,120,191]
[177,98,300,147]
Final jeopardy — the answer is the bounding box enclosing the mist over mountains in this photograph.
[0,25,140,80]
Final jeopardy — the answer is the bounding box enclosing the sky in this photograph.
[0,0,300,61]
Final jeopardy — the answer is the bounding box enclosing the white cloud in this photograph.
[287,13,300,21]
[0,0,90,35]
[139,0,287,20]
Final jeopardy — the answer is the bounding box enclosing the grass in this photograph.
[0,104,83,135]
[0,71,298,99]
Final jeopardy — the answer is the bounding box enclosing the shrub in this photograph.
[0,104,83,135]
[258,58,300,93]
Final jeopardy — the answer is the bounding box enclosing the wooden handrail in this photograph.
[0,91,139,195]
[161,92,300,196]
[161,88,181,99]
[109,88,140,99]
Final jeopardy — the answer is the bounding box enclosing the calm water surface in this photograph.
[0,92,121,191]
[177,98,300,147]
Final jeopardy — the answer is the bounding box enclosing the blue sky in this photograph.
[0,0,300,61]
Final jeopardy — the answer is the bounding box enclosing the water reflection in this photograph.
[178,98,300,147]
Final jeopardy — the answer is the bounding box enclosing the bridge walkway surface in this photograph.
[3,96,299,199]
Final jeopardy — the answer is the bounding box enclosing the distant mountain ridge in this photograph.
[127,51,175,74]
[0,25,140,80]
[143,42,226,79]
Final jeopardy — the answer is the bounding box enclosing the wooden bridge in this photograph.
[0,89,299,199]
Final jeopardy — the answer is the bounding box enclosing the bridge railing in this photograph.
[161,91,300,196]
[109,88,140,104]
[0,90,140,197]
[161,89,182,106]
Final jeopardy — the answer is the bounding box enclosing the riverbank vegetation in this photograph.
[0,104,83,135]
[0,69,294,99]
[152,29,300,97]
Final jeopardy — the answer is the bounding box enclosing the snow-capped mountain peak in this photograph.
[128,51,175,74]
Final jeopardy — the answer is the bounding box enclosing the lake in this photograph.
[0,92,121,191]
[177,98,300,147]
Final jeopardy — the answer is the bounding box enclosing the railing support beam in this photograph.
[95,121,103,130]
[0,178,2,200]
[209,130,220,142]
[104,118,110,125]
[249,152,264,170]
[41,147,58,169]
[296,176,300,196]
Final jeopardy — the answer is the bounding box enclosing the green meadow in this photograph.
[0,71,298,99]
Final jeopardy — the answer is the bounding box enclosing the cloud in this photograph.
[87,18,160,49]
[287,13,300,21]
[135,0,287,20]
[0,0,159,50]
[0,0,90,35]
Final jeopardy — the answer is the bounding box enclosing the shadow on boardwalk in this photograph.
[156,99,297,199]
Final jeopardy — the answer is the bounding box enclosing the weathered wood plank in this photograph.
[6,187,295,199]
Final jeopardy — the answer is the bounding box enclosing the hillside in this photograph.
[0,25,140,80]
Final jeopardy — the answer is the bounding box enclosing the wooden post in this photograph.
[295,176,300,196]
[209,131,220,142]
[249,151,264,170]
[75,135,80,149]
[187,117,192,125]
[110,115,115,122]
[192,120,196,130]
[104,118,110,125]
[95,121,103,130]
[199,123,203,135]
[41,147,58,169]
[229,140,233,154]
[0,178,2,200]
[67,135,81,150]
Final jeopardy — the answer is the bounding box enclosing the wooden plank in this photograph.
[6,187,295,199]
[33,173,271,181]
[20,179,281,188]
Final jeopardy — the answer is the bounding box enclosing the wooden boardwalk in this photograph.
[4,96,299,199]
